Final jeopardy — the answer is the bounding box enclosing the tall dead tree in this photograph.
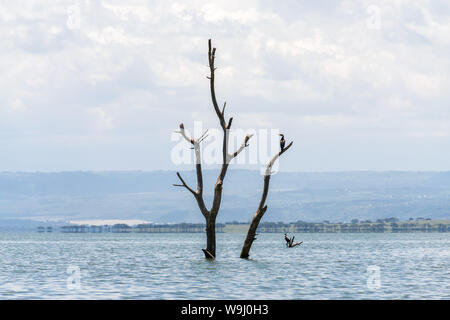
[240,140,293,259]
[174,39,252,259]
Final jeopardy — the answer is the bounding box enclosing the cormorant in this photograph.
[284,233,290,246]
[279,134,286,151]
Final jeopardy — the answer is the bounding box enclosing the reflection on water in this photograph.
[0,232,448,299]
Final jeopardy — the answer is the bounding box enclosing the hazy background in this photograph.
[0,0,449,172]
[0,171,449,225]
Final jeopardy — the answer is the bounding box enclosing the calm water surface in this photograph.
[0,232,448,299]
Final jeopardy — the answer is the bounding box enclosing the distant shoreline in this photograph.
[35,219,450,234]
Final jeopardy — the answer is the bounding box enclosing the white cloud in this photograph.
[0,0,449,171]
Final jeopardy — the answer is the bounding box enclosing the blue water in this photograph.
[0,232,448,299]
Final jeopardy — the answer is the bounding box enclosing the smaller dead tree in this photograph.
[284,233,303,247]
[240,138,293,259]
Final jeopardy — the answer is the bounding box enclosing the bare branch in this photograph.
[198,129,209,142]
[291,241,303,248]
[178,123,194,144]
[226,117,233,129]
[198,135,209,144]
[228,133,254,161]
[174,122,209,218]
[208,39,227,130]
[175,172,197,196]
[202,248,215,259]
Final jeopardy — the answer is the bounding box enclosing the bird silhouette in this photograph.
[284,233,290,245]
[279,134,286,151]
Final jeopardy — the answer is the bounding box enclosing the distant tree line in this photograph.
[49,219,450,234]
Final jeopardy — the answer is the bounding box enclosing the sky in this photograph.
[0,0,449,172]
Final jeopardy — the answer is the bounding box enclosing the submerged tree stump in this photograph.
[284,233,303,248]
[202,249,215,259]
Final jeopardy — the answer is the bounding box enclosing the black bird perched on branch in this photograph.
[284,233,290,246]
[279,134,286,151]
[284,233,303,248]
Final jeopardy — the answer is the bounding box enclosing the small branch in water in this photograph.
[202,248,215,259]
[284,233,303,248]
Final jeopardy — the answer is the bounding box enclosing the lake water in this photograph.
[0,232,448,299]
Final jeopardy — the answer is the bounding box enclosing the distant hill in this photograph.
[0,170,449,224]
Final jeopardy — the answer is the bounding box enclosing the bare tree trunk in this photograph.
[204,216,216,257]
[174,39,252,259]
[240,176,269,259]
[240,141,293,259]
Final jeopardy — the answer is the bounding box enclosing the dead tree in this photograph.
[240,140,293,259]
[174,39,252,259]
[284,233,303,247]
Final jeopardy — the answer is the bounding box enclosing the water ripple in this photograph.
[0,233,448,299]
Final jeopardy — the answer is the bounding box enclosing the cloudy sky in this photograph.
[0,0,449,172]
